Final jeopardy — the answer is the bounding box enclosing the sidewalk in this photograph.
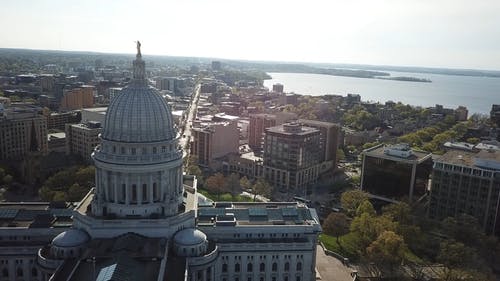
[316,245,354,281]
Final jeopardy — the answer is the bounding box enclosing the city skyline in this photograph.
[2,0,500,70]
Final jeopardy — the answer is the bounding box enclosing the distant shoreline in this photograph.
[263,70,432,83]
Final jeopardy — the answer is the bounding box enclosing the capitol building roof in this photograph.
[101,43,175,143]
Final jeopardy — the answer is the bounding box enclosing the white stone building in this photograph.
[0,45,321,281]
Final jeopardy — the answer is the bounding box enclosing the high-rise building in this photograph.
[263,122,322,193]
[360,144,433,202]
[60,85,94,110]
[46,111,81,131]
[428,150,500,235]
[191,120,239,168]
[40,74,55,92]
[65,121,102,163]
[491,104,500,127]
[455,106,468,121]
[272,83,284,93]
[248,112,297,152]
[0,104,48,160]
[299,119,340,165]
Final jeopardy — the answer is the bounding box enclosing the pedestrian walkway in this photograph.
[315,245,354,281]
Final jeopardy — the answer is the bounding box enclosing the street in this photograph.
[179,84,200,159]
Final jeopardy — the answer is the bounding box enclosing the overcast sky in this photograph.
[2,0,500,70]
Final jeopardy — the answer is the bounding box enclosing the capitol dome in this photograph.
[174,228,207,246]
[89,42,185,220]
[173,228,208,257]
[101,85,175,143]
[101,43,175,143]
[52,228,89,248]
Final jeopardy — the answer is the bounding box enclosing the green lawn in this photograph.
[320,232,363,262]
[198,189,256,202]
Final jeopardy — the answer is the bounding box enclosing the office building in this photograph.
[272,83,284,93]
[428,150,500,235]
[0,104,48,161]
[263,122,322,193]
[191,120,239,168]
[60,85,94,110]
[248,112,297,152]
[299,119,340,165]
[45,111,81,131]
[360,144,433,202]
[65,121,102,163]
[81,107,107,123]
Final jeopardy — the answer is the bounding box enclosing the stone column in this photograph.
[103,170,108,201]
[138,174,142,206]
[125,174,130,205]
[149,173,154,204]
[114,173,118,203]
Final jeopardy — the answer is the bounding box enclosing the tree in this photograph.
[336,148,346,162]
[350,213,397,249]
[366,231,407,275]
[225,173,241,198]
[323,212,350,247]
[186,156,204,186]
[67,183,88,202]
[341,189,369,217]
[205,173,227,200]
[239,176,252,192]
[251,178,272,201]
[39,166,95,202]
[437,240,470,269]
[356,200,376,217]
[382,202,411,225]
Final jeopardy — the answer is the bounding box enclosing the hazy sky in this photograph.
[2,0,500,70]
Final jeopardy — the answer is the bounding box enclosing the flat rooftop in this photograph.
[437,149,500,167]
[364,144,432,163]
[0,202,75,228]
[82,107,107,113]
[197,202,319,226]
[266,124,319,136]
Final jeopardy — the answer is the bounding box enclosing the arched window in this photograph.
[247,263,253,272]
[235,263,240,272]
[17,267,23,277]
[222,264,228,273]
[2,268,8,277]
[259,263,265,272]
[296,262,302,271]
[272,262,277,272]
[284,262,290,271]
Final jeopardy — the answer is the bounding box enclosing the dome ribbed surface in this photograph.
[174,228,207,246]
[52,228,89,247]
[102,84,175,143]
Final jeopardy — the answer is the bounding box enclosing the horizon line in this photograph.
[1,46,500,73]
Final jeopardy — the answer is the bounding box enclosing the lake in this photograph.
[263,71,500,115]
